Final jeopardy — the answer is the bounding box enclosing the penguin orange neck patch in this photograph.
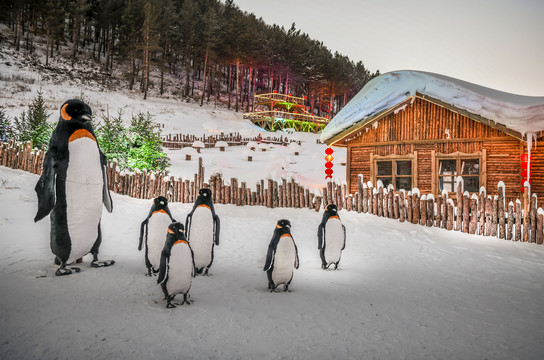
[174,240,188,245]
[329,215,340,220]
[153,209,167,215]
[61,104,71,120]
[280,234,291,238]
[69,129,96,143]
[198,204,211,210]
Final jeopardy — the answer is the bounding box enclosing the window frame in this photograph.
[433,151,485,196]
[371,153,416,191]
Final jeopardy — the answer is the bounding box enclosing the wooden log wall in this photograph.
[1,140,543,245]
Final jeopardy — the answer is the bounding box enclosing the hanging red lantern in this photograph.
[325,154,333,162]
[325,161,333,169]
[324,147,334,179]
[521,179,532,185]
[325,147,333,155]
[325,168,333,175]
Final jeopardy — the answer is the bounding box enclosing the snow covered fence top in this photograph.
[321,70,544,144]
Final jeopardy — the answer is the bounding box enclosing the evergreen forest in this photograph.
[1,0,379,117]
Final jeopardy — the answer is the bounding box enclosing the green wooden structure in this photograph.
[243,93,329,133]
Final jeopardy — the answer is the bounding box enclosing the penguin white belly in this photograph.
[272,235,296,286]
[188,206,214,269]
[66,137,103,263]
[324,218,344,264]
[147,212,172,270]
[166,244,193,296]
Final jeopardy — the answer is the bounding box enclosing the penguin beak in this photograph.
[81,114,92,122]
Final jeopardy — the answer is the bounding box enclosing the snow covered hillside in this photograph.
[1,166,544,360]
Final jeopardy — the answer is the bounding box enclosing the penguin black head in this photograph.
[60,99,92,123]
[154,196,168,208]
[326,204,338,214]
[276,219,291,230]
[199,188,212,199]
[168,222,186,239]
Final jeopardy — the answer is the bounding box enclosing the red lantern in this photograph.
[325,154,333,162]
[521,153,532,162]
[521,170,528,178]
[521,179,532,185]
[325,175,332,179]
[325,168,333,175]
[325,147,333,155]
[325,161,333,169]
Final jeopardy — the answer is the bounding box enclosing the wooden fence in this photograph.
[162,132,299,149]
[1,140,542,245]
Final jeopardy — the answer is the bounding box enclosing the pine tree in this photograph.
[0,106,13,142]
[13,91,53,149]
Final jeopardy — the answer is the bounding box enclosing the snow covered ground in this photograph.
[1,166,544,360]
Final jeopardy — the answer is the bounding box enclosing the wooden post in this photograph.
[479,189,486,235]
[436,195,442,229]
[447,200,454,231]
[462,193,469,233]
[491,196,498,237]
[357,175,364,213]
[485,196,492,236]
[507,202,514,240]
[456,180,463,231]
[441,192,448,229]
[407,193,413,223]
[498,187,505,239]
[399,191,406,223]
[394,194,400,220]
[469,196,477,234]
[515,200,522,241]
[420,196,427,226]
[377,187,383,217]
[530,195,537,243]
[363,185,368,213]
[388,189,394,218]
[412,193,420,225]
[523,189,530,242]
[537,211,544,245]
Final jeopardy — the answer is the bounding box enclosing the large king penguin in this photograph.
[317,204,346,270]
[157,222,195,308]
[185,188,220,275]
[34,99,114,276]
[263,219,299,292]
[139,196,176,276]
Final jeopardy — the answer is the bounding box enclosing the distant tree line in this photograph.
[0,0,379,117]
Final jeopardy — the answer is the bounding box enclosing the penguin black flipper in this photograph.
[185,213,193,240]
[34,150,56,222]
[157,246,171,285]
[342,224,347,250]
[263,233,279,271]
[317,222,325,250]
[293,238,300,270]
[213,214,220,246]
[139,218,149,251]
[100,152,113,213]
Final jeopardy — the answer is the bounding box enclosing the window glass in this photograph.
[377,161,392,176]
[439,160,456,175]
[396,177,412,191]
[461,159,479,175]
[396,160,412,176]
[464,176,479,192]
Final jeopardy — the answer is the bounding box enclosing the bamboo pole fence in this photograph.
[1,140,542,245]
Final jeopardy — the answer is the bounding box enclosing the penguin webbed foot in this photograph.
[91,259,115,268]
[166,302,176,308]
[55,266,80,276]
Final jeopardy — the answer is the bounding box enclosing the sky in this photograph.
[231,0,544,97]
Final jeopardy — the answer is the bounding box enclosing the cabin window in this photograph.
[375,159,413,191]
[438,158,480,193]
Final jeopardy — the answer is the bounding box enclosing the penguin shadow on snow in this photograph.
[34,99,115,276]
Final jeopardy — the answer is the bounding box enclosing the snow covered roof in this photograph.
[321,70,544,145]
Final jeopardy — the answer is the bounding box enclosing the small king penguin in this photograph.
[317,204,346,270]
[157,222,195,308]
[34,99,114,276]
[263,219,299,292]
[139,196,176,276]
[185,188,220,275]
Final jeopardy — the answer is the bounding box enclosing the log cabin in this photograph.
[321,70,544,205]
